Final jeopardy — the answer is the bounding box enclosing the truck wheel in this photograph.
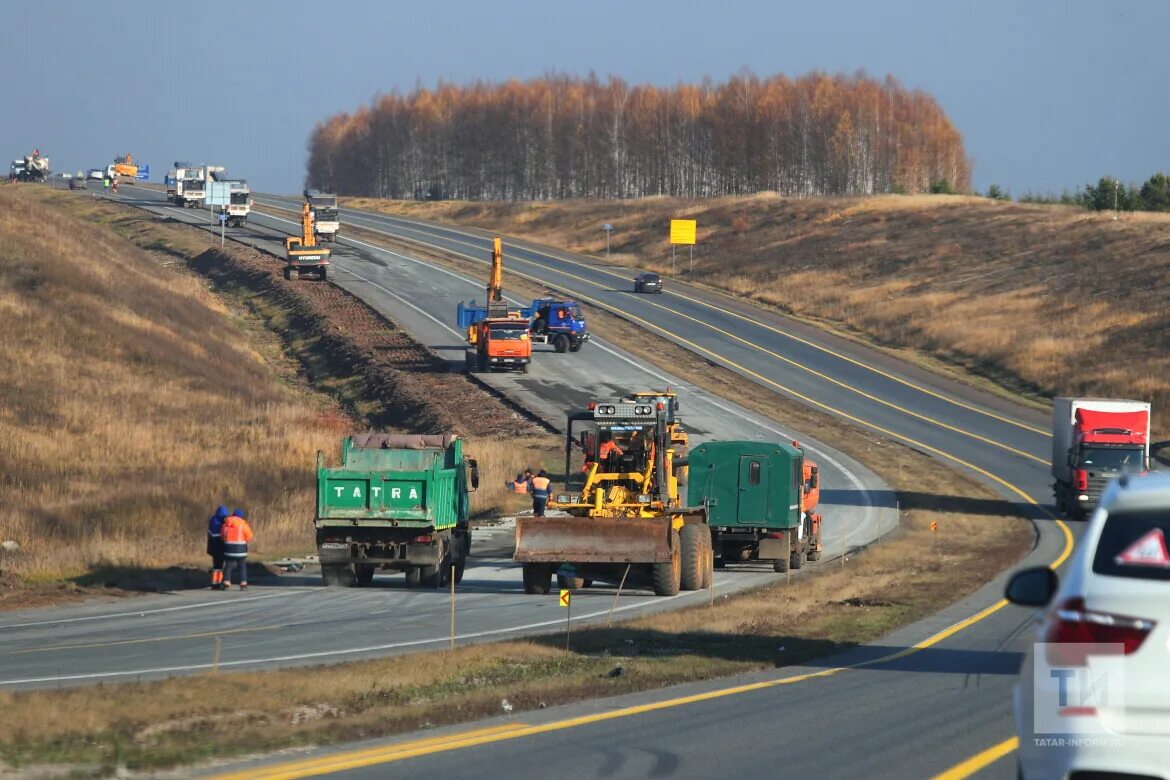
[355,564,375,586]
[404,567,421,588]
[773,557,788,573]
[522,563,552,595]
[419,563,441,588]
[569,340,583,353]
[323,265,335,281]
[679,524,704,591]
[700,530,714,589]
[477,352,488,373]
[652,531,682,596]
[553,334,569,353]
[519,362,529,374]
[789,546,804,570]
[283,268,292,280]
[557,574,585,590]
[454,557,466,584]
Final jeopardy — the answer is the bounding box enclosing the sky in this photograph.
[4,0,1166,197]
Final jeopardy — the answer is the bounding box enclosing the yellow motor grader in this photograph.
[514,391,712,596]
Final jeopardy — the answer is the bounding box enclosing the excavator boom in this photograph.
[487,237,503,302]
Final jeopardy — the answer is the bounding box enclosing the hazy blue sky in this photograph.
[4,1,1165,197]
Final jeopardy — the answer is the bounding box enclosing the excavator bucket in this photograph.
[514,515,675,564]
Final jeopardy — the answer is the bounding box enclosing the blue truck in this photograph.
[456,297,590,354]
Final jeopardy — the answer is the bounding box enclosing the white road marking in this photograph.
[0,591,316,630]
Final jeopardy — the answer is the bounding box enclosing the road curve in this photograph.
[0,187,893,691]
[207,195,1076,779]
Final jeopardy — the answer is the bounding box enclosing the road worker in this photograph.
[221,509,254,590]
[597,432,624,467]
[206,505,228,590]
[506,468,532,494]
[529,470,552,517]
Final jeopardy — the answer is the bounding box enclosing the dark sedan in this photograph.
[633,272,663,294]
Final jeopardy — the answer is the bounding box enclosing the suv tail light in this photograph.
[1073,469,1089,492]
[1045,597,1154,665]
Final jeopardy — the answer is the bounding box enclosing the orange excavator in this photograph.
[283,201,334,281]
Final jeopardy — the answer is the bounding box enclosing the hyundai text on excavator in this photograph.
[284,201,334,281]
[456,237,532,373]
[514,391,713,597]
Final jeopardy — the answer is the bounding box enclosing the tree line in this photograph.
[987,174,1170,213]
[305,72,970,200]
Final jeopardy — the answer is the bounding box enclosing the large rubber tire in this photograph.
[523,563,552,595]
[454,557,466,584]
[553,334,569,353]
[355,564,375,586]
[680,524,704,591]
[404,567,421,588]
[790,546,804,570]
[323,265,335,281]
[322,564,356,587]
[420,543,450,589]
[477,352,488,373]
[700,529,714,589]
[569,340,583,353]
[652,531,682,597]
[557,574,586,590]
[519,362,529,374]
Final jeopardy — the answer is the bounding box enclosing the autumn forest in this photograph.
[305,72,970,201]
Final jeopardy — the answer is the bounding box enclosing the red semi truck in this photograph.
[1052,397,1151,520]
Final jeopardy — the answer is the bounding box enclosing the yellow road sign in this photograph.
[930,521,938,532]
[669,219,696,245]
[559,589,571,608]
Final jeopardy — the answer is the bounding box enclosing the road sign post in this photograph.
[669,219,697,277]
[602,223,613,256]
[207,181,231,235]
[560,588,572,650]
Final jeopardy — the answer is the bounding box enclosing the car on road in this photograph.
[68,176,86,190]
[88,169,104,180]
[633,272,663,294]
[1007,470,1170,780]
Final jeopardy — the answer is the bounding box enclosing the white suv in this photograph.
[1008,470,1170,779]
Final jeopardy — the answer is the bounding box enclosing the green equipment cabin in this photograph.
[687,440,821,573]
[315,433,479,588]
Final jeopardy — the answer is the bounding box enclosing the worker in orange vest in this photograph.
[529,470,552,517]
[581,431,624,473]
[221,509,254,590]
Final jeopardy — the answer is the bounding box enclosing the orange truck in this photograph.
[455,237,532,373]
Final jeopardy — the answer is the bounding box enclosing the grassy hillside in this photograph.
[354,194,1169,435]
[0,189,347,585]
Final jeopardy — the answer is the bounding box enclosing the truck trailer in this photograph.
[688,440,823,572]
[315,433,479,587]
[1052,397,1151,519]
[304,189,340,242]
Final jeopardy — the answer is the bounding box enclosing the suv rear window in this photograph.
[1092,509,1170,581]
[641,274,660,282]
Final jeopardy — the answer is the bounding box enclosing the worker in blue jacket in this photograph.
[207,505,229,590]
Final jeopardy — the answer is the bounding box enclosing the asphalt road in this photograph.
[201,196,1074,780]
[0,187,894,691]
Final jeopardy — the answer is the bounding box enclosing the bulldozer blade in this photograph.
[514,516,675,564]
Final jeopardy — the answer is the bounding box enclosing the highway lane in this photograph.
[223,196,1074,778]
[0,187,893,691]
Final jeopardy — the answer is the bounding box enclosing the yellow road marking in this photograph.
[932,737,1019,779]
[8,624,283,654]
[272,203,1049,463]
[320,203,1049,437]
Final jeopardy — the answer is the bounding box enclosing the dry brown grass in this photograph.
[350,193,1170,435]
[0,189,353,584]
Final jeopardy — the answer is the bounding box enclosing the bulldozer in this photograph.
[514,392,712,597]
[284,201,334,280]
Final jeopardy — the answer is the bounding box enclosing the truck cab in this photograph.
[1052,398,1151,519]
[525,298,589,353]
[466,316,531,373]
[305,189,340,242]
[223,180,251,226]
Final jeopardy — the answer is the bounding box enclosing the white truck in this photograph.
[305,189,340,242]
[219,179,252,227]
[1052,397,1151,519]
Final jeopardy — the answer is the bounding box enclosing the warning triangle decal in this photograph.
[1115,528,1170,568]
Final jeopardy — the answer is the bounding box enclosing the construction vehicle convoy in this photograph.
[304,189,340,242]
[688,439,824,572]
[515,391,711,597]
[456,238,590,371]
[1052,397,1151,520]
[315,433,478,587]
[284,200,334,280]
[17,150,49,182]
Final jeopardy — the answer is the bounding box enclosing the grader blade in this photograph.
[514,516,675,564]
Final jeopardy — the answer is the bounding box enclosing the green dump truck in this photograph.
[315,433,479,588]
[687,440,822,573]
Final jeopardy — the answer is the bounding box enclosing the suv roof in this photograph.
[1099,470,1170,514]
